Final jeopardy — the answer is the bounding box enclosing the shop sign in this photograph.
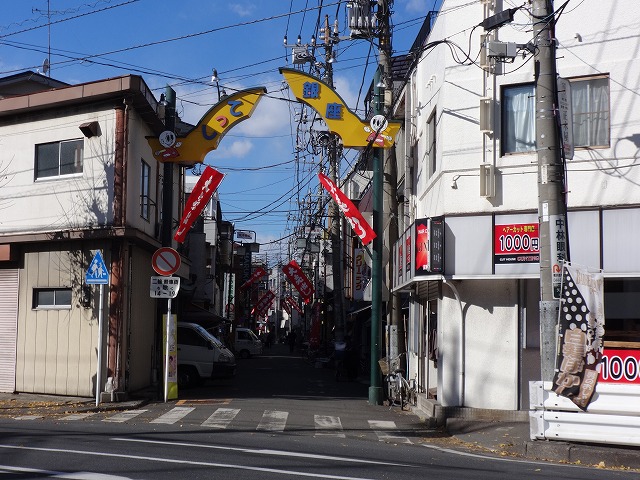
[353,248,371,301]
[494,223,539,264]
[600,349,640,384]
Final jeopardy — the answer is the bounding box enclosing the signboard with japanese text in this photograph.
[174,166,224,242]
[493,223,540,265]
[429,217,444,273]
[353,248,371,301]
[282,260,314,304]
[146,88,267,164]
[318,172,376,246]
[280,68,400,148]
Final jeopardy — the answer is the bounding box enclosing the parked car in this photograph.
[176,322,236,388]
[234,327,263,359]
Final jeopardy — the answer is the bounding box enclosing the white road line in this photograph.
[314,415,345,437]
[113,437,416,467]
[201,407,240,429]
[61,412,97,421]
[150,406,195,424]
[103,410,147,423]
[0,444,382,480]
[257,410,288,432]
[368,420,412,444]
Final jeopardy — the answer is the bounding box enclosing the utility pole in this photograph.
[322,15,346,344]
[369,64,384,405]
[532,0,568,382]
[377,0,403,363]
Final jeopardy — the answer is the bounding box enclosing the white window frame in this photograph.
[33,287,72,310]
[569,75,610,148]
[502,83,536,155]
[35,139,84,180]
[141,159,151,220]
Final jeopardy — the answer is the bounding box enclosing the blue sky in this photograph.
[0,0,440,263]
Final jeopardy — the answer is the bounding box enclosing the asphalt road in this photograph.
[0,345,637,479]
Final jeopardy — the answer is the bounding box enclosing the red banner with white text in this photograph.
[251,290,275,317]
[240,267,267,290]
[285,295,303,315]
[174,166,225,242]
[318,172,376,246]
[282,260,314,303]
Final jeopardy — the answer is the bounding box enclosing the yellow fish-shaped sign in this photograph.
[147,87,267,164]
[280,67,400,148]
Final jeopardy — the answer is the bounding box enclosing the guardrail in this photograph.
[529,381,640,446]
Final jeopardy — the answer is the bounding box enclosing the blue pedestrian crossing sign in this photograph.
[86,250,109,285]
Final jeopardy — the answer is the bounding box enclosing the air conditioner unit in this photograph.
[479,97,493,133]
[480,163,495,198]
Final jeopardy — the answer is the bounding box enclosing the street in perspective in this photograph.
[1,1,640,479]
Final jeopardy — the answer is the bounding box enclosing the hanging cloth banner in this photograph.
[308,301,323,350]
[318,172,376,246]
[282,260,314,304]
[285,295,303,315]
[251,290,276,317]
[240,267,267,290]
[552,262,605,410]
[174,166,224,243]
[281,297,292,315]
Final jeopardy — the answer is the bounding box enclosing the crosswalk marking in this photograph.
[62,412,96,421]
[150,406,195,424]
[368,420,412,444]
[314,415,345,437]
[201,408,240,429]
[10,406,414,444]
[257,410,289,432]
[103,410,147,423]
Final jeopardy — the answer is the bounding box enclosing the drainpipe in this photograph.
[107,102,127,399]
[442,278,465,406]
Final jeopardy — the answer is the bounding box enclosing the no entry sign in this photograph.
[152,247,181,276]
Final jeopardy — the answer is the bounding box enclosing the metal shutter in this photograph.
[0,269,19,393]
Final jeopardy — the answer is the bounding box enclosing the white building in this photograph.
[391,0,640,433]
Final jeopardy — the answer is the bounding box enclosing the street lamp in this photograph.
[211,68,227,102]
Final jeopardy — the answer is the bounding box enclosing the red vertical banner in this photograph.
[174,166,225,242]
[282,260,314,303]
[240,267,267,290]
[251,290,275,317]
[285,295,303,315]
[309,301,322,350]
[318,172,376,245]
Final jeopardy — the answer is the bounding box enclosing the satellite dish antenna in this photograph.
[42,58,50,75]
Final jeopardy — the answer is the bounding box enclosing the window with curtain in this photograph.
[502,84,536,154]
[140,159,151,220]
[570,76,610,147]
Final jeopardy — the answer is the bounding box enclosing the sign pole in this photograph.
[164,297,172,403]
[96,283,104,407]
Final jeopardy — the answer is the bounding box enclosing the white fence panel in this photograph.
[530,381,640,446]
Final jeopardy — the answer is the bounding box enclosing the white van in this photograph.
[177,322,236,388]
[234,328,263,359]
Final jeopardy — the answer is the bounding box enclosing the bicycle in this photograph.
[379,356,417,410]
